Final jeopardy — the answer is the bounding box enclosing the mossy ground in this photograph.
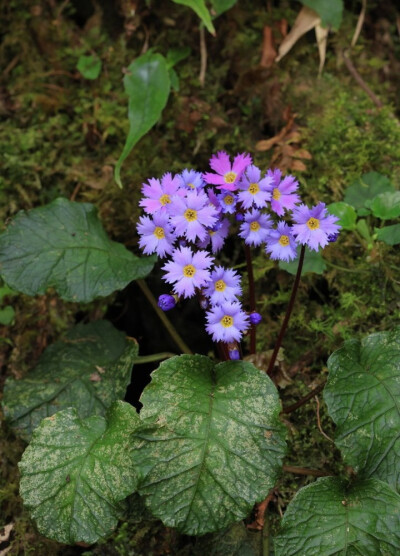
[1,0,399,554]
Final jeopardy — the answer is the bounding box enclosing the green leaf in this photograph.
[211,0,238,16]
[132,355,286,535]
[366,191,400,220]
[376,224,400,246]
[2,320,138,440]
[0,305,15,325]
[171,0,216,35]
[274,477,400,555]
[166,46,191,68]
[114,52,170,188]
[327,202,357,230]
[324,328,400,492]
[0,198,155,301]
[299,0,343,29]
[76,54,102,80]
[279,247,327,275]
[19,401,140,545]
[344,172,395,212]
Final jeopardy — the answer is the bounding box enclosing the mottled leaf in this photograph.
[19,401,140,545]
[2,320,138,440]
[327,202,357,230]
[279,247,326,275]
[114,52,170,187]
[171,0,215,34]
[376,224,400,246]
[365,191,400,220]
[324,328,400,492]
[274,477,400,555]
[300,0,343,29]
[132,355,286,535]
[77,54,102,80]
[0,198,155,301]
[344,172,394,212]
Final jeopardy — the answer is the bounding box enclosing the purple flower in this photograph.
[169,190,218,242]
[237,165,272,209]
[203,151,252,191]
[217,191,237,214]
[292,203,341,251]
[249,312,262,325]
[162,246,214,298]
[205,301,250,343]
[158,294,176,311]
[229,348,240,360]
[239,209,272,246]
[137,213,176,257]
[265,221,298,261]
[198,218,230,253]
[266,169,300,216]
[203,266,242,305]
[177,169,205,191]
[140,173,183,215]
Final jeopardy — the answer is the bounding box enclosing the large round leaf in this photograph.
[0,197,155,301]
[324,328,400,492]
[2,320,138,440]
[274,477,400,555]
[132,355,287,535]
[19,401,140,545]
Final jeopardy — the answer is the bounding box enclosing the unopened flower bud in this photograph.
[235,213,244,222]
[158,294,176,311]
[229,349,240,360]
[328,233,339,243]
[249,312,262,325]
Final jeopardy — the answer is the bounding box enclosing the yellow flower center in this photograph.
[215,280,226,292]
[159,194,171,206]
[279,235,290,246]
[272,188,281,200]
[307,217,320,230]
[188,183,195,189]
[153,226,165,239]
[224,171,237,184]
[209,230,215,236]
[248,183,260,195]
[220,315,234,328]
[250,221,260,232]
[184,209,197,222]
[224,195,234,205]
[183,264,196,277]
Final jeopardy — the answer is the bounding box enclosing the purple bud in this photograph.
[229,349,240,360]
[200,298,209,310]
[249,312,262,325]
[235,213,244,222]
[179,239,187,247]
[158,294,176,311]
[328,233,339,243]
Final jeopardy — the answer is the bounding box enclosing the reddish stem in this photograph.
[245,245,256,354]
[267,245,305,375]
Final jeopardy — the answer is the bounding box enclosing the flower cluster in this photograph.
[137,152,340,354]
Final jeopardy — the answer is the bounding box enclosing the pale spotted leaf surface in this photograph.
[2,320,138,440]
[324,328,400,492]
[274,477,400,555]
[132,355,286,535]
[0,197,155,301]
[19,401,140,545]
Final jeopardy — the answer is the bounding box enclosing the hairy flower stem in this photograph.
[267,245,306,375]
[244,245,256,354]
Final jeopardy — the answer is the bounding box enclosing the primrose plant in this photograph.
[0,152,400,555]
[136,151,340,361]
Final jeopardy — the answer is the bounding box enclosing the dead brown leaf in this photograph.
[89,372,101,382]
[276,6,320,62]
[260,26,277,68]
